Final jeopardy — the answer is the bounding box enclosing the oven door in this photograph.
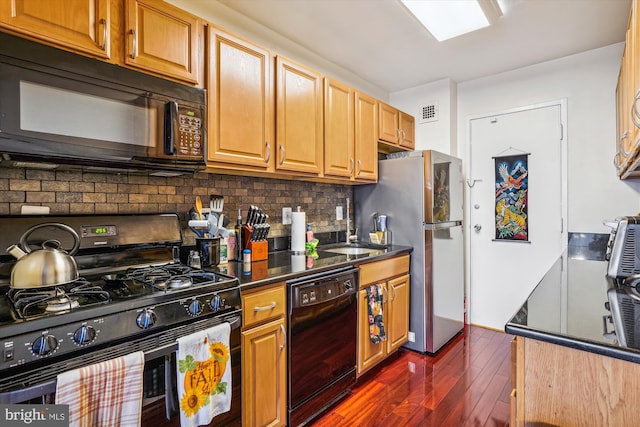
[0,314,242,426]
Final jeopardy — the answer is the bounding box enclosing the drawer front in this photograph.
[242,283,286,329]
[359,254,409,287]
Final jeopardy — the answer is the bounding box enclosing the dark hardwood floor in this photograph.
[312,325,513,427]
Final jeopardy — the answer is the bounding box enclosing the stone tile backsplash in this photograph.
[0,167,354,244]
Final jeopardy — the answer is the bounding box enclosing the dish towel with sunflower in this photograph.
[176,322,231,427]
[366,284,387,344]
[55,350,145,427]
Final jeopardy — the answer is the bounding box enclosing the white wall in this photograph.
[390,79,457,155]
[458,42,639,235]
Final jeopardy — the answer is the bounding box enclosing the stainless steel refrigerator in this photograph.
[354,150,464,354]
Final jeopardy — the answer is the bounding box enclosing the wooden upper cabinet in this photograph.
[378,101,415,153]
[354,91,378,181]
[0,0,111,59]
[276,56,323,175]
[124,0,201,84]
[324,77,354,179]
[399,112,415,150]
[379,102,400,145]
[207,27,274,171]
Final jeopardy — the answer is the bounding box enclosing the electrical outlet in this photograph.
[336,206,343,221]
[282,207,292,225]
[408,331,415,342]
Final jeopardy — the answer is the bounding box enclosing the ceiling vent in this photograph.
[418,102,439,124]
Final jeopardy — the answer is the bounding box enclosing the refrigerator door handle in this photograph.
[424,221,462,230]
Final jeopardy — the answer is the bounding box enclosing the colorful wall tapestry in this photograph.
[494,154,528,242]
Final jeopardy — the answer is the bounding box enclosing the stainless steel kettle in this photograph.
[7,223,81,289]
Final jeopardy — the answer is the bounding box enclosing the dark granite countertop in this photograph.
[505,236,640,364]
[215,243,412,289]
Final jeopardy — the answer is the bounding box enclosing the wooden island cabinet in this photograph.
[511,336,640,426]
[356,254,410,376]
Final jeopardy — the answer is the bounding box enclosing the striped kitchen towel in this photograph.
[55,350,145,427]
[366,284,387,344]
[176,322,231,427]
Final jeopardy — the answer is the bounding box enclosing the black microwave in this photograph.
[0,32,206,174]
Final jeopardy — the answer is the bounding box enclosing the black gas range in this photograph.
[0,214,242,407]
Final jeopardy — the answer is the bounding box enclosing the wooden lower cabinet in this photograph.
[511,336,640,426]
[241,283,287,427]
[356,255,410,377]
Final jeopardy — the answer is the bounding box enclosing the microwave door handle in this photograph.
[164,101,178,155]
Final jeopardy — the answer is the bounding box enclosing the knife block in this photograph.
[246,240,268,261]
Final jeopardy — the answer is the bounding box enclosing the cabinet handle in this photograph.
[349,157,355,174]
[264,141,271,163]
[129,29,137,59]
[253,302,276,312]
[279,144,285,165]
[279,324,286,352]
[381,285,387,305]
[396,128,401,142]
[99,18,107,51]
[356,159,362,176]
[390,284,397,302]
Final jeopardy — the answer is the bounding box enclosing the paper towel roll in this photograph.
[291,211,306,253]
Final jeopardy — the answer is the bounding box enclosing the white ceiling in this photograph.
[214,0,631,93]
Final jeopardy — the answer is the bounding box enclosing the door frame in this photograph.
[463,99,568,325]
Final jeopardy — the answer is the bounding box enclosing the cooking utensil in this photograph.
[210,195,224,213]
[7,223,80,289]
[195,196,203,220]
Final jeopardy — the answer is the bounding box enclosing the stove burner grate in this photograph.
[122,264,221,291]
[8,280,111,319]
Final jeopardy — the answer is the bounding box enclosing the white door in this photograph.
[468,102,566,330]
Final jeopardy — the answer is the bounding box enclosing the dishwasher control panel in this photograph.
[288,268,358,308]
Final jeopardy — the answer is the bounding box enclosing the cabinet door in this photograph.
[357,287,385,376]
[399,112,415,150]
[386,274,410,354]
[354,91,378,182]
[242,318,287,427]
[207,28,274,171]
[378,102,399,145]
[125,0,200,84]
[276,56,323,175]
[323,77,354,179]
[0,0,110,59]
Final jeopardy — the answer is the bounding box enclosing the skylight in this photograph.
[401,0,503,42]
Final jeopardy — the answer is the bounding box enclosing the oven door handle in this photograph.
[0,380,58,404]
[0,314,242,404]
[144,314,241,360]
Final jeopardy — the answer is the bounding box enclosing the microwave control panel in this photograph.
[176,106,203,157]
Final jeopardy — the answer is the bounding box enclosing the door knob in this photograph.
[474,224,481,232]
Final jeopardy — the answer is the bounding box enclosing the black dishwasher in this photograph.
[287,267,359,427]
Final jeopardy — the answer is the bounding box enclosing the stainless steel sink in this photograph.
[323,245,384,255]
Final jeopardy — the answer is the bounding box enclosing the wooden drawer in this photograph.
[242,282,286,329]
[358,254,409,287]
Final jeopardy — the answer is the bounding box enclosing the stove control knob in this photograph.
[136,309,157,329]
[187,300,203,316]
[73,325,96,345]
[209,295,221,311]
[32,334,58,357]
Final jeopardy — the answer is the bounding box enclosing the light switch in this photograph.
[282,207,292,225]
